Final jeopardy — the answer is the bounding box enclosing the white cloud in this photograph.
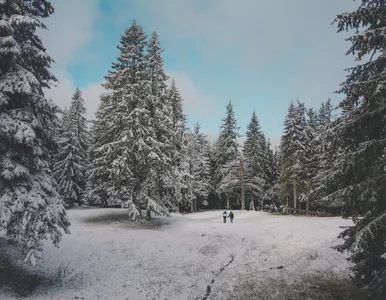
[47,70,211,123]
[82,82,105,120]
[38,0,103,121]
[270,137,281,150]
[39,0,100,67]
[39,0,360,140]
[44,71,74,110]
[166,71,215,115]
[206,132,220,144]
[44,72,104,121]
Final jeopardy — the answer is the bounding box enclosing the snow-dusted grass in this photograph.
[0,209,364,300]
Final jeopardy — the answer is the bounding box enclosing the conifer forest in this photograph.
[0,1,385,299]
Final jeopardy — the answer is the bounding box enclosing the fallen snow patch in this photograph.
[0,209,362,299]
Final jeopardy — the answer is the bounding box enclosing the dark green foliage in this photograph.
[243,111,265,208]
[214,101,240,207]
[317,1,386,298]
[53,88,88,208]
[0,0,70,265]
[278,101,308,209]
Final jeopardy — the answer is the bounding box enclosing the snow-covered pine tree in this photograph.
[85,20,152,218]
[311,100,338,211]
[145,32,186,217]
[259,132,274,209]
[84,95,114,208]
[268,145,281,210]
[303,108,318,212]
[196,125,213,208]
[52,109,75,206]
[0,0,70,265]
[52,88,88,208]
[265,139,279,211]
[183,123,211,212]
[87,21,179,219]
[278,103,295,209]
[318,1,386,297]
[69,88,88,203]
[278,101,308,212]
[217,155,242,209]
[207,138,221,209]
[166,78,187,211]
[319,99,335,160]
[146,31,170,218]
[110,20,155,219]
[243,111,265,210]
[147,32,168,95]
[48,96,61,162]
[317,99,334,128]
[167,78,186,143]
[214,101,240,209]
[294,101,309,209]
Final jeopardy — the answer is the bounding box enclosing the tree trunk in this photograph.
[306,198,309,214]
[293,179,297,213]
[226,194,230,210]
[191,199,194,213]
[270,198,278,213]
[133,194,142,220]
[146,207,151,221]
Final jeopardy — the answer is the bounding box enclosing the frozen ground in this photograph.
[0,208,362,300]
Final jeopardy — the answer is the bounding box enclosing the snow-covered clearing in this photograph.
[1,209,359,300]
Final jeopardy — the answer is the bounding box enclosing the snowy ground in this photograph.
[0,208,361,300]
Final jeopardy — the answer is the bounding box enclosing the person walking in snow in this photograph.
[223,210,227,223]
[228,211,234,223]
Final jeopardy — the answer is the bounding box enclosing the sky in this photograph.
[40,0,359,147]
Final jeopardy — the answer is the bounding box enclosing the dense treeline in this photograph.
[51,21,280,215]
[278,99,335,214]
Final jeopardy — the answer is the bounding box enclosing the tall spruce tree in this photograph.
[207,138,221,209]
[183,123,211,212]
[52,88,88,208]
[0,0,70,265]
[279,103,296,209]
[268,145,281,210]
[317,99,334,128]
[84,95,114,208]
[265,139,279,211]
[167,78,186,138]
[318,1,386,297]
[145,32,182,218]
[87,21,182,219]
[278,101,308,211]
[243,111,265,209]
[215,101,240,209]
[259,132,273,209]
[304,108,318,212]
[164,79,187,212]
[86,20,151,217]
[312,100,337,209]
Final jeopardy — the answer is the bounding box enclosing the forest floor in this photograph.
[0,208,366,300]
